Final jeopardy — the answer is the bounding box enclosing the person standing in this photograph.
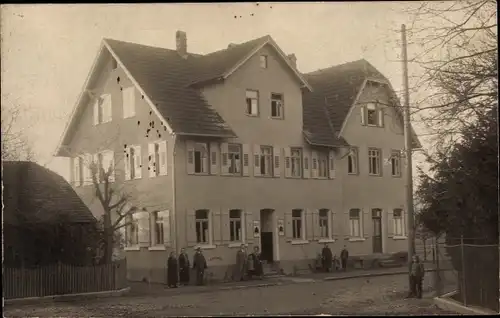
[192,247,207,286]
[340,245,349,271]
[167,251,178,288]
[409,255,425,298]
[321,244,333,273]
[248,246,263,279]
[178,248,190,286]
[234,244,247,281]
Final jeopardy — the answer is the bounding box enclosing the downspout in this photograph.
[171,133,179,254]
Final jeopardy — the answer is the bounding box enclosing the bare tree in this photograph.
[1,103,35,161]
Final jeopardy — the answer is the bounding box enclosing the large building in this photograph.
[55,31,421,282]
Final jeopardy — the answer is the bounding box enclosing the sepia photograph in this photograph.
[1,2,498,316]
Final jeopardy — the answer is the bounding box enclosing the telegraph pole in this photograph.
[401,24,416,290]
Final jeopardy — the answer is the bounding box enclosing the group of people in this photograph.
[166,247,208,288]
[319,244,350,273]
[234,244,264,281]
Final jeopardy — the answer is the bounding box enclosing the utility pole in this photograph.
[401,24,416,291]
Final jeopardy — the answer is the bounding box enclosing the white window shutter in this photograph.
[124,148,131,181]
[360,106,366,125]
[253,144,261,177]
[273,145,281,177]
[328,150,335,179]
[92,153,99,182]
[161,210,171,245]
[83,153,91,184]
[242,144,250,176]
[344,211,350,238]
[311,151,319,179]
[378,108,384,127]
[104,94,112,122]
[387,208,394,238]
[159,141,167,176]
[220,143,230,175]
[303,150,310,179]
[186,140,195,175]
[148,143,156,178]
[134,146,142,179]
[305,209,314,241]
[209,142,219,175]
[362,208,369,238]
[123,87,135,118]
[73,157,80,186]
[105,150,115,182]
[93,99,99,126]
[284,147,292,178]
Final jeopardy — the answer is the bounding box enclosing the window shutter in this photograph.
[245,210,254,245]
[148,143,156,177]
[242,144,250,177]
[285,212,293,240]
[344,211,351,238]
[362,208,369,238]
[92,153,99,183]
[331,211,338,239]
[378,107,384,127]
[159,141,168,176]
[302,150,310,179]
[360,106,366,125]
[328,150,336,179]
[134,146,142,179]
[93,98,99,126]
[311,151,319,179]
[221,209,231,244]
[124,148,131,181]
[212,208,222,245]
[186,209,197,247]
[284,147,292,178]
[273,145,281,177]
[186,140,195,175]
[312,210,319,240]
[105,151,115,182]
[209,142,219,175]
[253,144,261,177]
[136,212,150,247]
[160,210,171,245]
[73,157,80,186]
[387,208,394,238]
[220,143,230,175]
[305,209,314,241]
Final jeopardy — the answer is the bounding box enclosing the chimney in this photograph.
[176,30,187,58]
[287,54,297,68]
[227,43,237,49]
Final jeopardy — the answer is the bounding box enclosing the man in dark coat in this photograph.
[340,245,349,271]
[247,246,263,280]
[234,244,247,281]
[178,248,190,285]
[192,247,207,286]
[321,244,333,272]
[408,255,425,298]
[167,251,178,288]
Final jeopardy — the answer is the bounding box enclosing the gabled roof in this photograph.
[302,59,421,148]
[2,161,96,225]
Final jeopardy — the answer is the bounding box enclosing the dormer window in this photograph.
[367,103,377,126]
[361,102,384,127]
[260,55,268,69]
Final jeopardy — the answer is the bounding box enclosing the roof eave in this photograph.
[176,131,237,139]
[302,131,348,148]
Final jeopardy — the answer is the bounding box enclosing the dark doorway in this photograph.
[372,209,383,253]
[261,232,273,263]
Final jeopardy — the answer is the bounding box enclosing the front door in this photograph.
[372,217,383,253]
[260,232,274,263]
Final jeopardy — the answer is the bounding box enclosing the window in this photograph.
[229,209,243,242]
[126,215,139,246]
[347,148,358,174]
[195,210,210,244]
[260,146,273,176]
[153,211,164,245]
[319,209,330,238]
[122,87,135,118]
[318,151,328,178]
[349,209,361,238]
[292,209,303,240]
[95,150,114,183]
[271,93,283,119]
[368,148,381,176]
[291,148,302,178]
[95,94,112,124]
[130,147,136,179]
[245,90,259,116]
[391,150,401,177]
[126,145,142,180]
[228,144,242,175]
[73,156,84,187]
[366,103,378,126]
[194,143,209,174]
[96,152,104,182]
[260,55,268,69]
[393,209,404,236]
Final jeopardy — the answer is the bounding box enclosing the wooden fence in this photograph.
[3,259,127,300]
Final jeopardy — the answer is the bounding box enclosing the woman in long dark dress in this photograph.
[178,248,190,285]
[167,251,178,288]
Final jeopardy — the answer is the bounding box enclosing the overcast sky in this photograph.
[1,2,426,180]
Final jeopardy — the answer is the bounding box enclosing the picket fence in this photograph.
[3,259,127,300]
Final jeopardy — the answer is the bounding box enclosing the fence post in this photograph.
[461,235,467,307]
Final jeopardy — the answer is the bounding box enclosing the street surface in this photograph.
[5,273,457,317]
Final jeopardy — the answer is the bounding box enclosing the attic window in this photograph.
[260,55,268,69]
[366,103,378,126]
[111,58,118,70]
